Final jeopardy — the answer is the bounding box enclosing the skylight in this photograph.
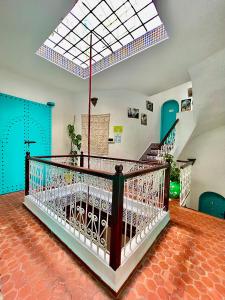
[37,0,168,79]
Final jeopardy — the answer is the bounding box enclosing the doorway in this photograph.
[160,100,179,141]
[0,93,52,194]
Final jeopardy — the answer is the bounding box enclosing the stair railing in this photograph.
[157,119,180,160]
[177,159,196,207]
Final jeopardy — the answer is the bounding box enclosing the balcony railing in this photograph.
[24,152,170,291]
[177,159,196,207]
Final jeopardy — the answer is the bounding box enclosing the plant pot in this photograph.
[169,181,181,199]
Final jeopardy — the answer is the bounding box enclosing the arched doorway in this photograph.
[199,192,225,219]
[160,100,179,141]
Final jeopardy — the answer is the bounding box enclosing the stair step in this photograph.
[147,152,158,156]
[150,143,161,150]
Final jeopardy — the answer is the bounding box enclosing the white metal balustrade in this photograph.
[24,153,170,292]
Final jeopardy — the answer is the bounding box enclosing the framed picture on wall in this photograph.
[128,107,139,119]
[146,100,153,112]
[181,98,192,112]
[141,113,147,125]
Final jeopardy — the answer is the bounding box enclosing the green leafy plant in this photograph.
[164,154,180,182]
[67,122,82,165]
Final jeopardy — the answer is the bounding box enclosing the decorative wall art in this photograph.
[141,113,147,126]
[113,126,123,144]
[128,107,139,119]
[181,99,192,112]
[146,100,153,112]
[81,114,110,155]
[188,88,193,98]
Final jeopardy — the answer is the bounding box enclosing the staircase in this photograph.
[139,118,196,208]
[140,119,179,161]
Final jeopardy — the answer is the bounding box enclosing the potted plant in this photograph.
[67,119,82,165]
[164,154,181,199]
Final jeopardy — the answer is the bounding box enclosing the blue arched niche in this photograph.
[199,192,225,219]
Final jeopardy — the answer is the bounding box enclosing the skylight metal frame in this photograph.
[37,0,169,79]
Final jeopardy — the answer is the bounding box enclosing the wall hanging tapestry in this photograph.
[81,114,110,155]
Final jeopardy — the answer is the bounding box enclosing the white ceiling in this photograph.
[0,0,225,95]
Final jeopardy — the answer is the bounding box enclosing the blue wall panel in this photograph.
[0,93,52,194]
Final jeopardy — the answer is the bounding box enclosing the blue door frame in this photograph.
[160,100,179,141]
[0,93,52,195]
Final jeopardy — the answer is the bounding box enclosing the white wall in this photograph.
[147,81,195,157]
[0,67,75,154]
[180,126,225,210]
[180,48,225,210]
[189,47,225,135]
[73,89,154,160]
[73,82,194,160]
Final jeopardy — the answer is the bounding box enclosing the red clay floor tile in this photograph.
[0,193,225,299]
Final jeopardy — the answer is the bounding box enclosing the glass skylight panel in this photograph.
[104,34,116,45]
[107,0,124,11]
[38,0,168,78]
[74,58,83,66]
[125,15,141,32]
[78,53,89,61]
[49,32,61,44]
[94,24,109,37]
[76,40,89,51]
[113,25,127,41]
[129,0,151,11]
[44,40,55,48]
[69,47,81,56]
[138,3,158,23]
[54,46,65,55]
[132,26,146,40]
[64,52,74,60]
[120,35,133,46]
[56,23,70,37]
[104,16,120,32]
[66,32,78,44]
[145,16,162,32]
[93,54,103,62]
[93,2,111,21]
[63,14,79,29]
[59,40,72,51]
[117,2,134,23]
[111,42,121,52]
[94,40,106,53]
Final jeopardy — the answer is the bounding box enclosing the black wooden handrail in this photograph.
[34,153,154,165]
[160,119,179,147]
[124,163,169,179]
[29,157,114,179]
[178,158,196,169]
[29,155,168,179]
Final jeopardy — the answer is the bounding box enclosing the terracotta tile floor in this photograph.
[1,192,225,300]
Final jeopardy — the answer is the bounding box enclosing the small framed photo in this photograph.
[146,100,153,112]
[188,87,193,97]
[181,98,192,112]
[141,113,147,125]
[128,107,139,119]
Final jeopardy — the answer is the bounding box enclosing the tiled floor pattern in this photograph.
[0,192,225,300]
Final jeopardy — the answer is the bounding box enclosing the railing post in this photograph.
[80,151,84,167]
[164,162,171,211]
[110,164,124,271]
[25,151,30,196]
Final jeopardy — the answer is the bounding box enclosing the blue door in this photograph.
[160,100,179,141]
[0,93,52,194]
[199,192,225,219]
